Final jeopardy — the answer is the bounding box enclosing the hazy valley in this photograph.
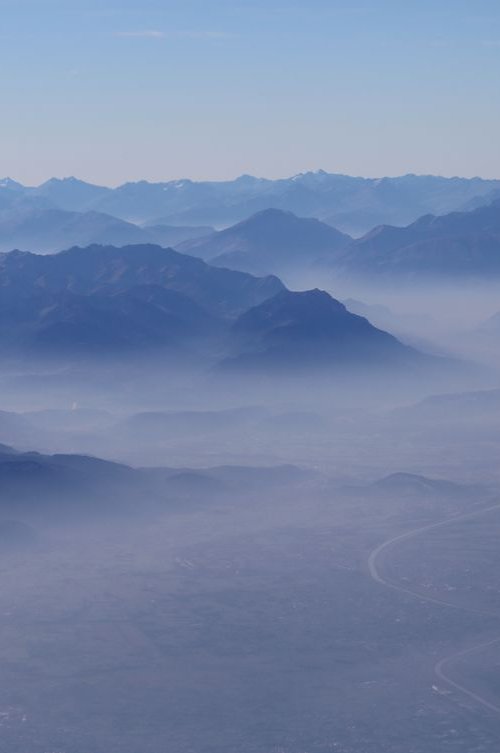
[2,164,500,752]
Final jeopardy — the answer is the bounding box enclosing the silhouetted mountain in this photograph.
[0,445,219,513]
[222,289,422,372]
[177,209,351,276]
[0,446,139,512]
[0,244,284,356]
[338,200,500,279]
[4,173,500,236]
[17,287,222,354]
[0,243,283,313]
[0,242,476,386]
[0,442,312,514]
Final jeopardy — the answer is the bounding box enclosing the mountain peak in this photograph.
[178,209,351,276]
[222,287,420,373]
[0,177,24,191]
[236,207,297,226]
[235,288,350,330]
[39,176,103,189]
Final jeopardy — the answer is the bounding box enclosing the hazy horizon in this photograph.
[1,0,500,185]
[3,168,500,190]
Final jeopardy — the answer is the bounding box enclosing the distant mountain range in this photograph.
[176,201,500,282]
[0,204,213,254]
[337,199,500,280]
[2,172,499,236]
[2,175,500,283]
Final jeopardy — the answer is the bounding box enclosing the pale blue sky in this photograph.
[1,0,499,185]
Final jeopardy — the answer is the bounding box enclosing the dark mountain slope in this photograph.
[1,287,219,355]
[0,446,139,512]
[0,244,284,318]
[0,245,284,357]
[222,289,423,372]
[0,243,461,378]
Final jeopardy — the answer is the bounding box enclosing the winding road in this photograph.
[367,501,500,716]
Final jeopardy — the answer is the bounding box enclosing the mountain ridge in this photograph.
[336,199,500,279]
[3,172,499,236]
[177,208,351,276]
[0,205,214,254]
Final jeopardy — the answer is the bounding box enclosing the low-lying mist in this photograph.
[2,247,500,752]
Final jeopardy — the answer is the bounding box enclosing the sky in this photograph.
[0,0,499,186]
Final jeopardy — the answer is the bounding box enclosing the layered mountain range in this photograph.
[0,243,434,375]
[2,174,500,283]
[2,172,499,236]
[340,199,500,280]
[0,244,282,355]
[178,208,351,276]
[0,204,212,254]
[0,440,310,517]
[175,201,500,281]
[0,173,497,381]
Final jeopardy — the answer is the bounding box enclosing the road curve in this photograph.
[435,638,500,715]
[367,500,500,715]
